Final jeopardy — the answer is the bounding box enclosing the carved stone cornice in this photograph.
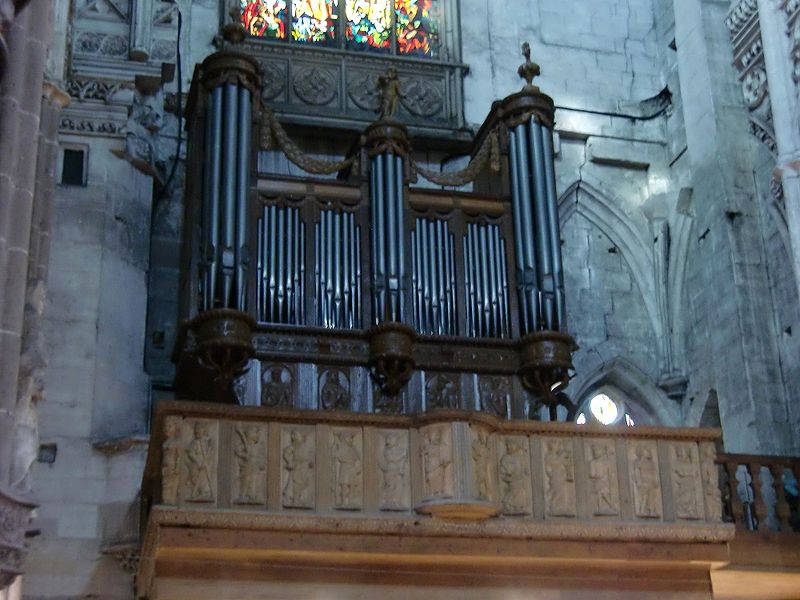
[0,484,37,588]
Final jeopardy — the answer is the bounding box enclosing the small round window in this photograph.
[576,392,637,427]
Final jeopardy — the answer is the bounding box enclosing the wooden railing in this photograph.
[717,453,800,534]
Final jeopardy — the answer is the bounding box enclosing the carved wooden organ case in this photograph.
[175,50,576,420]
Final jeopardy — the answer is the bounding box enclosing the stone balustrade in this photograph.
[143,401,730,539]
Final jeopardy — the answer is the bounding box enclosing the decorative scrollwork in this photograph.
[260,61,286,101]
[348,72,381,112]
[400,77,444,117]
[742,68,768,108]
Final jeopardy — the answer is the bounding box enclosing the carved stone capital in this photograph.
[0,484,37,588]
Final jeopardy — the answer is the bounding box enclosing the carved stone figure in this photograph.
[282,429,315,508]
[700,444,723,521]
[321,369,350,411]
[471,430,493,500]
[262,364,292,408]
[421,425,453,499]
[499,437,530,514]
[233,424,267,505]
[161,417,183,505]
[184,421,216,503]
[586,440,620,516]
[332,429,362,509]
[377,431,409,510]
[543,438,576,517]
[630,443,662,518]
[672,444,701,519]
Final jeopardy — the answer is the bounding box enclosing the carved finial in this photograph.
[518,42,541,89]
[377,67,402,120]
[222,5,246,44]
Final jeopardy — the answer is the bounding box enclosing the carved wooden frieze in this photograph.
[376,429,411,511]
[585,438,620,517]
[498,435,532,515]
[232,422,268,506]
[628,441,663,519]
[162,418,219,505]
[541,437,576,518]
[669,442,703,520]
[281,426,316,509]
[420,423,454,500]
[331,428,363,510]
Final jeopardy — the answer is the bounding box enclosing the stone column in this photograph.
[757,0,800,302]
[0,0,51,489]
[673,0,792,453]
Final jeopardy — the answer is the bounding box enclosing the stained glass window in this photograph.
[241,0,287,39]
[395,0,438,57]
[346,0,392,51]
[292,0,338,43]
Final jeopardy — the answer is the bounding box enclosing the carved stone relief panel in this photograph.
[628,441,663,519]
[420,423,454,500]
[74,32,129,59]
[232,422,268,506]
[292,65,338,106]
[669,442,703,520]
[399,77,444,118]
[479,375,510,418]
[261,363,294,408]
[320,368,350,411]
[181,419,219,504]
[77,0,129,22]
[541,437,576,517]
[376,429,410,511]
[281,426,316,509]
[498,435,532,515]
[700,443,723,522]
[161,416,183,505]
[425,373,459,410]
[260,60,288,103]
[331,428,363,510]
[470,427,495,501]
[584,438,620,517]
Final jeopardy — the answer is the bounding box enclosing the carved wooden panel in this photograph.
[584,438,620,517]
[541,437,577,518]
[498,435,532,515]
[419,423,454,500]
[280,426,316,509]
[669,442,703,520]
[331,427,363,510]
[232,422,268,506]
[627,441,663,519]
[161,417,220,506]
[376,429,411,511]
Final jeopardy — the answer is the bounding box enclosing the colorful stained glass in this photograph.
[345,0,392,51]
[241,0,287,39]
[395,0,439,57]
[292,0,338,43]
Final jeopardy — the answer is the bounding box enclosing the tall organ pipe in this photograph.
[541,125,566,331]
[198,54,258,314]
[529,119,555,331]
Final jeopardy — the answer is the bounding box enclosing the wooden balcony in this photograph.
[136,401,745,599]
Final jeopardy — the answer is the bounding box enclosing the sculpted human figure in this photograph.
[263,366,290,407]
[587,442,618,515]
[377,431,408,509]
[544,439,575,516]
[332,431,362,508]
[471,431,492,500]
[422,426,452,498]
[377,67,402,119]
[282,430,314,507]
[321,371,349,410]
[185,421,215,502]
[672,445,700,518]
[700,445,722,520]
[632,445,661,517]
[499,438,528,514]
[234,424,267,504]
[161,418,182,504]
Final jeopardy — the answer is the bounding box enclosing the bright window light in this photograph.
[589,393,618,425]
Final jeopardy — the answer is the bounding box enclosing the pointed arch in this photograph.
[558,180,662,344]
[568,356,681,426]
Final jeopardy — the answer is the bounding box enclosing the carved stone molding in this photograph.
[727,0,776,156]
[0,485,37,588]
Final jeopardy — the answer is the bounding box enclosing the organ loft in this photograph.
[0,1,799,599]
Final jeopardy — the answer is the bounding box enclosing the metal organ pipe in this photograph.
[369,152,406,324]
[541,125,566,331]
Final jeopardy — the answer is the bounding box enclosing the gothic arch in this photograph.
[568,356,681,426]
[558,181,662,343]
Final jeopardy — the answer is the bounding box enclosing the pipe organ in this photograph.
[177,47,576,419]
